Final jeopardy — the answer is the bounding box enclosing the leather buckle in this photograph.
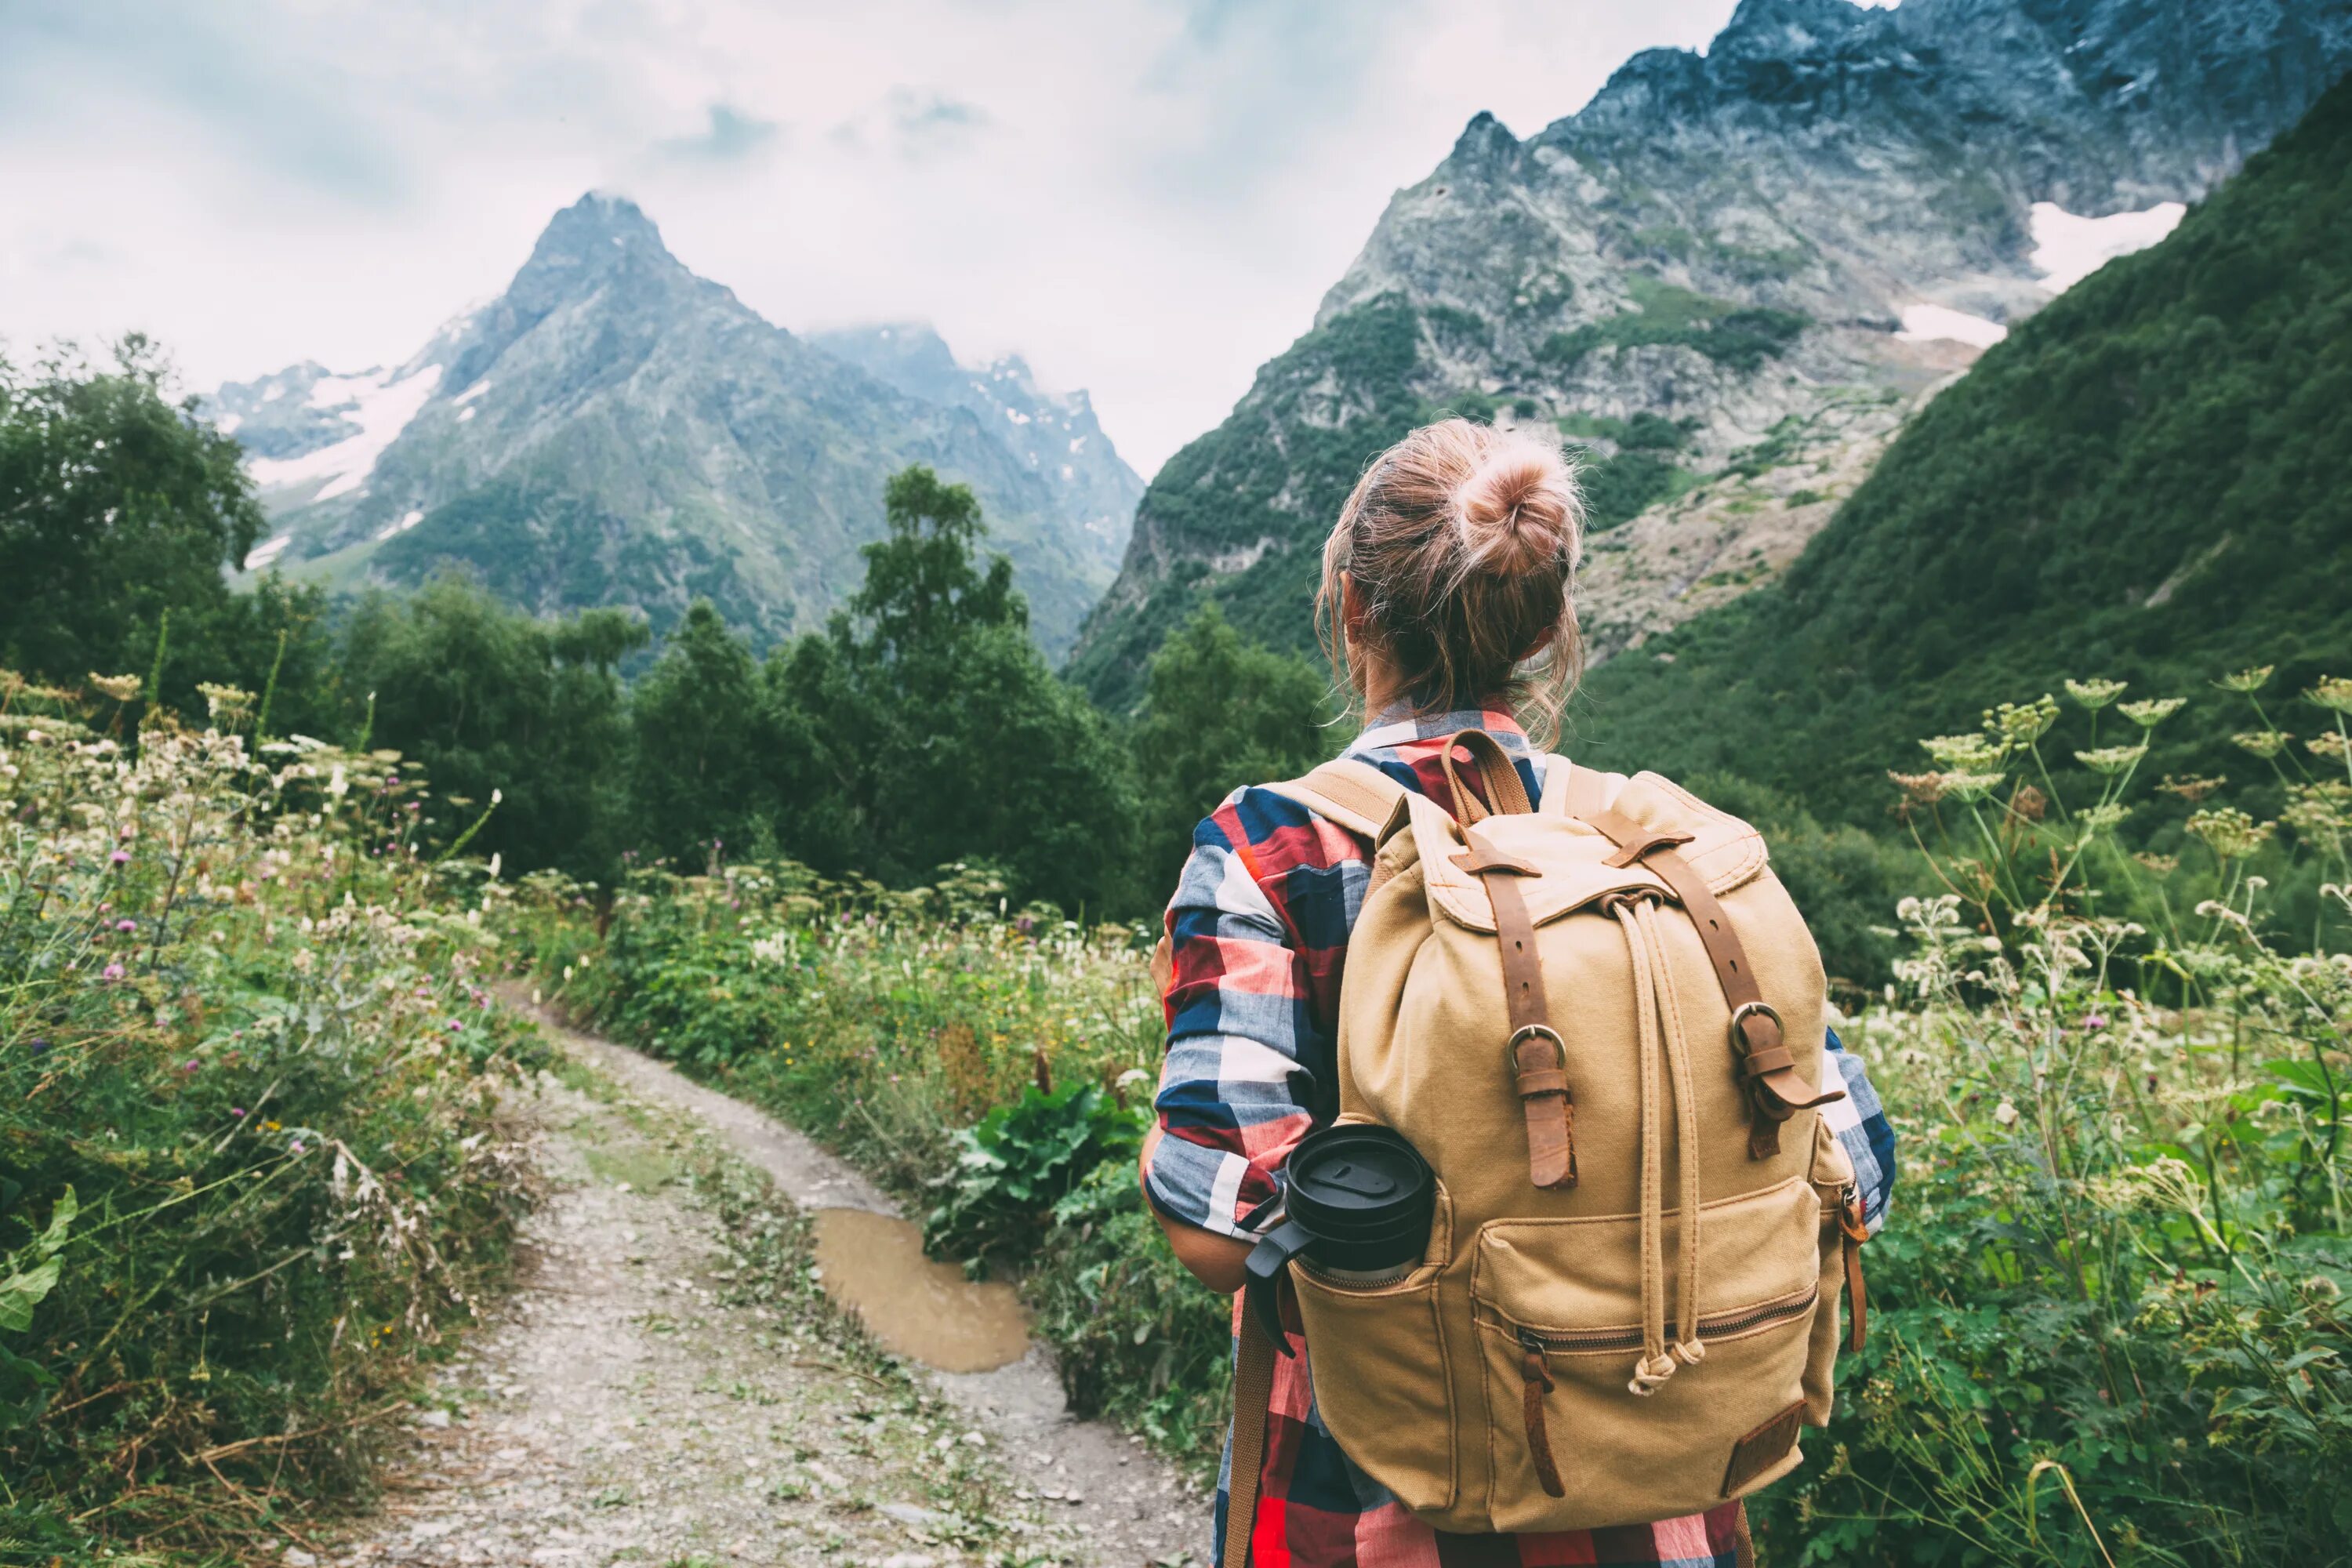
[1727,1000,1782,1052]
[1506,1023,1566,1071]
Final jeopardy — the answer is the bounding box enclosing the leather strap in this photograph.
[1573,804,1844,1158]
[1261,758,1410,840]
[1734,1500,1759,1568]
[1519,1347,1566,1497]
[1440,728,1533,823]
[1459,829,1576,1190]
[1841,1192,1870,1354]
[1224,1308,1277,1568]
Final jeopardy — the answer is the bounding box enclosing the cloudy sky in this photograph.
[0,0,1759,474]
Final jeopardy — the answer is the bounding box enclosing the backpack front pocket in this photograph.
[1287,1179,1458,1515]
[1470,1175,1821,1532]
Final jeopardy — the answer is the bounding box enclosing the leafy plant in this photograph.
[924,1080,1146,1267]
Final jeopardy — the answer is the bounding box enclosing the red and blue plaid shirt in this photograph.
[1145,709,1896,1568]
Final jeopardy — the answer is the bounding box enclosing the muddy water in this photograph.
[811,1207,1032,1373]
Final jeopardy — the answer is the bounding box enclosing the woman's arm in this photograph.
[1822,1026,1897,1232]
[1140,1126,1254,1294]
[1139,792,1331,1292]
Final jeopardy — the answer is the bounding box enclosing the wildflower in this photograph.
[89,672,143,702]
[1887,771,1947,806]
[1993,1100,2020,1126]
[265,1120,282,1131]
[1922,733,2007,771]
[2186,807,2274,860]
[102,963,125,981]
[2074,745,2147,776]
[2309,676,2352,713]
[2078,803,2129,835]
[1982,696,2058,748]
[289,1141,307,1155]
[2118,697,2185,728]
[2307,732,2352,764]
[2064,677,2127,710]
[2156,774,2226,803]
[115,918,136,931]
[182,1059,198,1072]
[2082,1014,2108,1030]
[30,1039,48,1054]
[2214,666,2274,693]
[196,682,256,723]
[230,1107,245,1116]
[2234,730,2289,759]
[1937,772,2007,803]
[110,848,131,866]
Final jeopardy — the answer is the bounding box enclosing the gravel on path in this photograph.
[321,1026,1205,1568]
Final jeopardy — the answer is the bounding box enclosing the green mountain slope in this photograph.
[1572,74,2352,823]
[1069,0,2352,711]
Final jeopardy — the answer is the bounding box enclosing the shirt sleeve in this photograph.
[1819,1026,1896,1235]
[1142,799,1325,1239]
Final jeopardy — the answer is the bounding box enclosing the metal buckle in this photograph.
[1505,1023,1566,1071]
[1727,1000,1782,1052]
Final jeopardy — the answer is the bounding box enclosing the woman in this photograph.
[1138,419,1895,1568]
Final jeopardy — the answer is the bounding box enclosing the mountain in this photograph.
[806,323,1144,562]
[1575,71,2352,824]
[1067,0,2352,707]
[205,194,1142,658]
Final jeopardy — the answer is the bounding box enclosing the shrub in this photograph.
[0,675,543,1554]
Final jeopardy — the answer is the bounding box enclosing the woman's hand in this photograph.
[1139,1124,1256,1294]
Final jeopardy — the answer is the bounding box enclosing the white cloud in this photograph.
[0,0,1747,474]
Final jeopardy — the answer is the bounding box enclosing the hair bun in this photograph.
[1456,439,1581,577]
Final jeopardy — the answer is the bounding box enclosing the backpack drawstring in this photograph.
[1614,896,1705,1396]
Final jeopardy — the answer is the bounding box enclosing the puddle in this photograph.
[811,1208,1031,1373]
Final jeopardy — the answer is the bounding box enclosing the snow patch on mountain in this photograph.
[2031,201,2187,292]
[1896,304,2009,348]
[246,364,445,501]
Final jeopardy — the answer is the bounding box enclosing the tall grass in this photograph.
[0,673,545,1561]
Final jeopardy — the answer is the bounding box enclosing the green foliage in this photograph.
[1581,77,2352,829]
[757,466,1143,912]
[0,684,542,1554]
[1133,604,1335,890]
[924,1080,1145,1268]
[345,575,645,881]
[1538,280,1808,373]
[1574,449,1699,532]
[1029,1160,1233,1468]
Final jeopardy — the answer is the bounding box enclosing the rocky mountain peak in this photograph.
[509,191,685,299]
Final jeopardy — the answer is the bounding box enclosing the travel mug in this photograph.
[1243,1123,1436,1353]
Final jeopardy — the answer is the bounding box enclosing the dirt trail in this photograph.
[323,1017,1203,1568]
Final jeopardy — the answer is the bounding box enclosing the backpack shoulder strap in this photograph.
[1541,753,1610,819]
[1261,758,1410,839]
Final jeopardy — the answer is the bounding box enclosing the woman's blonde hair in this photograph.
[1316,418,1584,746]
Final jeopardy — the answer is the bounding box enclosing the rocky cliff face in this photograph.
[1069,0,2352,706]
[208,194,1142,657]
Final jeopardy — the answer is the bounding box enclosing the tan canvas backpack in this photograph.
[1224,731,1869,1562]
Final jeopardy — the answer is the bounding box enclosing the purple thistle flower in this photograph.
[116,919,136,932]
[103,963,126,981]
[110,850,131,866]
[230,1107,246,1117]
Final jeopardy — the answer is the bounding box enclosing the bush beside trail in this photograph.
[1,677,546,1559]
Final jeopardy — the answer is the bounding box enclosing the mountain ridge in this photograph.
[207,193,1141,657]
[1069,0,2351,707]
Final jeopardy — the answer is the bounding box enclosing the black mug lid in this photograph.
[1285,1124,1433,1246]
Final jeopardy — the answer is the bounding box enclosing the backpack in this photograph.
[1224,731,1868,1561]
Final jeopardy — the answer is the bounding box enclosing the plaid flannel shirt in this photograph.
[1145,709,1897,1568]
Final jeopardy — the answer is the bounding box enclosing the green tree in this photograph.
[344,575,644,880]
[766,466,1141,912]
[0,337,262,688]
[1133,604,1334,889]
[629,601,777,869]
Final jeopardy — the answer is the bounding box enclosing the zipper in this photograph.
[1509,1283,1819,1356]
